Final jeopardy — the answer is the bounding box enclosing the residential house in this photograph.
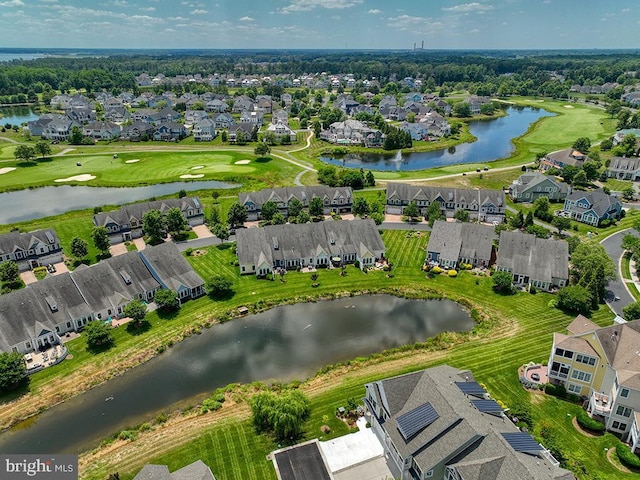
[540,148,590,171]
[228,123,254,143]
[236,219,385,276]
[27,114,62,136]
[426,220,495,269]
[0,229,62,271]
[65,106,96,124]
[334,94,360,115]
[93,197,205,244]
[613,129,640,146]
[184,110,208,125]
[240,110,264,126]
[133,461,216,480]
[256,95,273,114]
[103,106,131,124]
[0,243,204,354]
[149,108,182,125]
[120,122,155,142]
[509,172,570,202]
[563,188,623,226]
[378,105,408,121]
[205,98,228,113]
[153,122,188,141]
[463,95,491,114]
[264,120,296,143]
[548,316,640,451]
[495,231,569,292]
[232,95,256,113]
[239,186,353,221]
[131,108,156,123]
[320,119,382,147]
[192,118,217,142]
[400,122,429,141]
[41,116,80,141]
[272,109,289,125]
[364,365,574,480]
[385,183,506,224]
[82,121,121,141]
[622,91,640,106]
[213,112,235,129]
[605,156,640,181]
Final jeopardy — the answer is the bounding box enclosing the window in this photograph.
[612,421,628,431]
[620,387,630,398]
[555,348,574,359]
[616,405,633,418]
[576,354,596,366]
[570,369,592,383]
[567,383,582,394]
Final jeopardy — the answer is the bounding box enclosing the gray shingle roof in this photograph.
[496,231,568,284]
[93,197,202,228]
[427,220,495,264]
[239,186,352,209]
[0,228,60,256]
[366,365,575,479]
[386,183,505,209]
[139,242,204,292]
[236,219,384,268]
[565,188,621,218]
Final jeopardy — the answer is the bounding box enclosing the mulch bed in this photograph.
[571,416,602,438]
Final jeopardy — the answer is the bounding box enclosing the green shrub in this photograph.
[544,383,567,399]
[616,443,640,469]
[576,410,605,433]
[118,430,137,441]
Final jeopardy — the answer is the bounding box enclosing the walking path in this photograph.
[600,228,640,316]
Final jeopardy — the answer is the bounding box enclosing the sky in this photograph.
[0,0,639,50]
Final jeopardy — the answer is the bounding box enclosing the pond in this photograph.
[320,106,552,171]
[0,295,474,454]
[0,180,239,224]
[0,106,39,126]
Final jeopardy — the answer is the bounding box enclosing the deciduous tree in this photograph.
[91,226,111,255]
[250,389,310,441]
[166,207,187,236]
[84,320,114,351]
[123,299,147,326]
[260,201,279,222]
[206,275,233,298]
[0,352,28,392]
[154,289,180,312]
[70,236,88,259]
[142,209,166,244]
[309,197,324,218]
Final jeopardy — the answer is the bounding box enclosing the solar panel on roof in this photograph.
[455,381,487,397]
[502,432,542,454]
[396,402,439,440]
[471,399,503,414]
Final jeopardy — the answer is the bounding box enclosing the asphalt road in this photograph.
[600,228,639,316]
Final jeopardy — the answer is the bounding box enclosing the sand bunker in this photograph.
[54,174,96,182]
[125,159,140,164]
[180,174,204,179]
[191,165,205,170]
[0,167,17,175]
[564,105,575,108]
[234,160,251,165]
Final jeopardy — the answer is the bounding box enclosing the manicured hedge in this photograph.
[616,442,640,469]
[576,409,605,433]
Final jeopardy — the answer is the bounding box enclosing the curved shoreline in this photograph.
[0,286,491,433]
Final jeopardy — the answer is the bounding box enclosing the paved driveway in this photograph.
[109,243,128,257]
[192,224,214,239]
[20,270,38,285]
[133,238,146,251]
[601,228,638,316]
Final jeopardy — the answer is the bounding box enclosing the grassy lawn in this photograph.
[622,252,633,280]
[602,178,633,192]
[76,230,629,480]
[0,150,303,192]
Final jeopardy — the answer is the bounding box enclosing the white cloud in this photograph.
[0,0,24,6]
[281,0,362,14]
[191,9,207,14]
[442,3,494,13]
[239,16,254,21]
[168,16,188,21]
[39,0,58,3]
[140,7,155,12]
[387,15,444,34]
[368,9,381,14]
[111,0,128,6]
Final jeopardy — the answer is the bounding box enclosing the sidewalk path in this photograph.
[600,228,639,316]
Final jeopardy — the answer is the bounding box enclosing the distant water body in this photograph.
[0,53,46,62]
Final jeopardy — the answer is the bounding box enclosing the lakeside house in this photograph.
[495,231,569,292]
[426,220,496,269]
[93,197,204,244]
[0,228,63,271]
[385,183,506,224]
[548,316,640,452]
[239,186,353,221]
[562,188,623,227]
[0,243,205,355]
[364,365,574,480]
[509,172,570,203]
[320,119,384,147]
[236,219,385,276]
[540,148,590,172]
